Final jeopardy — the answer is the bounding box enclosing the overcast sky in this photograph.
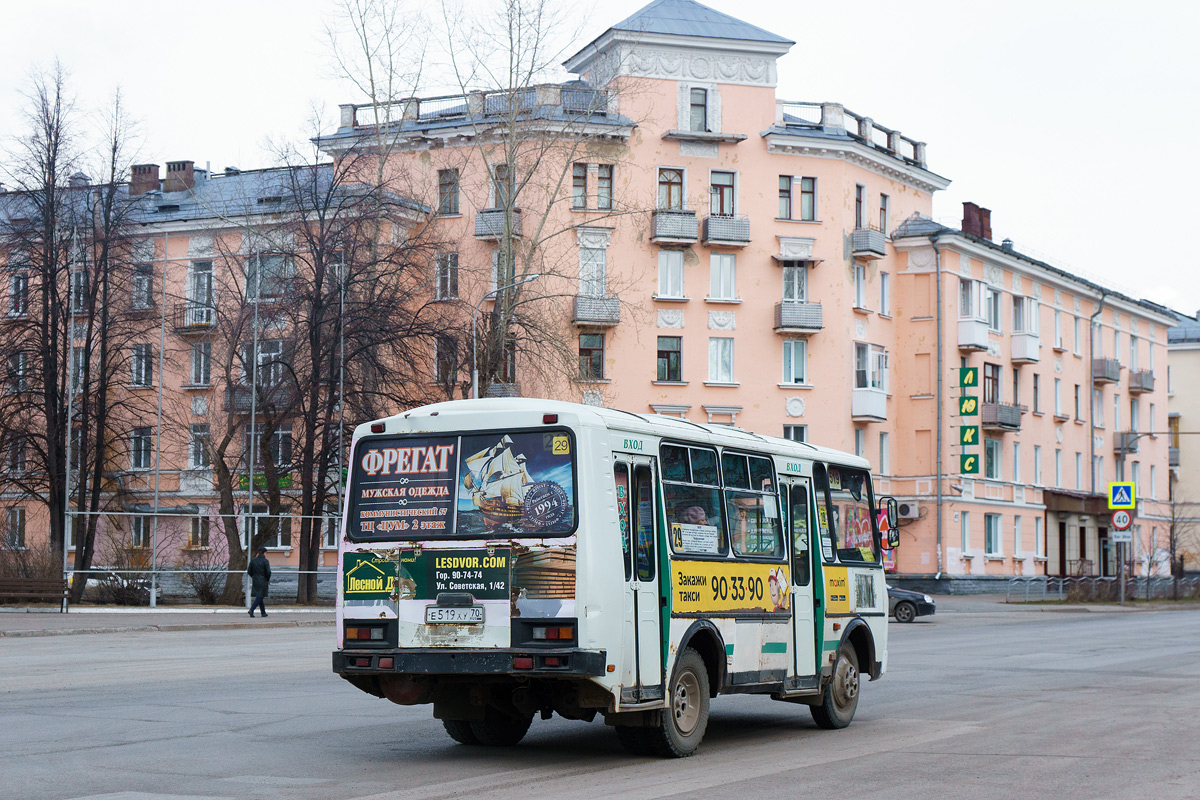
[3,0,1197,315]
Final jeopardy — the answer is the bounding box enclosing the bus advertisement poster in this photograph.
[673,560,791,614]
[398,548,511,600]
[354,437,458,537]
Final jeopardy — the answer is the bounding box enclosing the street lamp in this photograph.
[471,273,540,400]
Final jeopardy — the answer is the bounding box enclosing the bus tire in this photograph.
[811,643,860,730]
[649,648,710,758]
[470,709,534,746]
[442,719,480,745]
[615,725,653,755]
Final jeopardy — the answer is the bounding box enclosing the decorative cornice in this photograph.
[763,133,950,194]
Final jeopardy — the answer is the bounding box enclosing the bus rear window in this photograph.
[347,429,576,541]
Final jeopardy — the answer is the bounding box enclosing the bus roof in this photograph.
[361,398,872,472]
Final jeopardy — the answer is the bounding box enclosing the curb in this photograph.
[0,619,334,638]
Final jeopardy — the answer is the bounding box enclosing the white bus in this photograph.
[334,398,899,757]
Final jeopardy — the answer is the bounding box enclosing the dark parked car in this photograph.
[886,585,936,623]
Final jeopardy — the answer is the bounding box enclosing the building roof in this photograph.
[609,0,793,44]
[1168,312,1200,344]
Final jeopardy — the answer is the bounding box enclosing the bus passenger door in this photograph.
[615,456,663,703]
[784,480,817,682]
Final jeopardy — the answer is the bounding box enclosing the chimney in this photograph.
[130,164,160,196]
[224,166,241,176]
[979,207,992,241]
[164,160,195,193]
[1001,238,1014,251]
[68,172,91,188]
[962,201,982,237]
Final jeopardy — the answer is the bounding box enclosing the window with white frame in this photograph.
[658,168,684,210]
[132,264,154,310]
[1114,393,1121,431]
[879,194,889,235]
[190,342,211,387]
[657,250,684,298]
[1054,378,1063,416]
[984,287,1002,332]
[709,254,736,300]
[959,278,975,318]
[854,428,865,458]
[242,339,288,387]
[1034,444,1042,485]
[782,340,807,385]
[6,436,25,475]
[1054,309,1062,347]
[491,247,515,292]
[707,337,734,383]
[1113,329,1121,364]
[322,513,340,549]
[1035,517,1045,557]
[8,273,28,316]
[571,163,587,209]
[189,516,210,548]
[799,177,816,220]
[1074,317,1082,355]
[4,508,25,549]
[985,438,1001,480]
[1075,452,1082,490]
[597,165,613,210]
[1130,397,1141,432]
[984,513,1002,556]
[579,245,606,297]
[1150,464,1157,499]
[783,425,806,442]
[70,269,88,314]
[189,424,210,469]
[709,171,735,217]
[1130,335,1139,370]
[853,263,867,309]
[244,425,292,468]
[1149,341,1155,370]
[435,253,459,300]
[1055,449,1063,487]
[131,426,153,470]
[782,261,807,301]
[1093,389,1104,426]
[131,343,153,387]
[241,505,292,549]
[71,348,85,393]
[1012,296,1039,334]
[1132,461,1141,497]
[853,343,888,391]
[131,515,150,549]
[879,431,890,475]
[880,272,891,315]
[7,352,27,394]
[1013,441,1021,483]
[1014,515,1023,555]
[961,510,970,551]
[854,184,865,228]
[245,254,292,301]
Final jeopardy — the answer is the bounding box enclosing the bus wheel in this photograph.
[649,648,710,757]
[442,719,480,745]
[811,643,860,730]
[470,708,534,746]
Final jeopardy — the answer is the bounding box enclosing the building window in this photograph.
[491,163,512,207]
[799,177,816,221]
[1130,335,1139,370]
[597,165,613,210]
[983,363,1001,403]
[1054,309,1063,347]
[781,261,808,301]
[985,438,1001,480]
[188,261,214,318]
[961,510,970,551]
[1150,464,1157,499]
[130,427,153,470]
[657,336,681,382]
[657,250,684,298]
[1074,384,1082,420]
[244,425,292,468]
[1055,449,1063,487]
[1075,452,1082,491]
[437,169,459,214]
[242,506,292,550]
[4,508,25,549]
[1013,441,1021,483]
[984,287,1001,332]
[131,344,153,387]
[689,88,707,132]
[6,352,27,394]
[782,340,807,385]
[984,513,1002,556]
[959,279,975,319]
[434,337,455,384]
[189,516,210,548]
[322,514,339,549]
[879,272,890,315]
[572,163,587,209]
[854,342,888,391]
[658,168,683,210]
[132,264,154,310]
[579,245,607,298]
[189,424,210,469]
[854,428,865,458]
[245,254,292,301]
[1034,444,1042,485]
[190,342,211,387]
[778,176,792,219]
[1130,397,1141,432]
[241,339,288,387]
[879,431,890,475]
[879,193,889,235]
[1033,373,1042,413]
[1012,296,1039,334]
[1113,393,1121,431]
[1035,517,1045,557]
[70,270,88,314]
[1073,317,1082,355]
[709,254,736,300]
[9,273,28,316]
[6,436,25,475]
[435,253,459,300]
[578,333,605,380]
[853,263,867,308]
[708,337,734,383]
[710,171,735,216]
[783,425,806,442]
[1113,329,1121,364]
[1093,389,1104,426]
[1054,378,1062,416]
[854,184,865,228]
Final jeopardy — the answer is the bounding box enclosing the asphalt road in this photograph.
[3,605,1199,800]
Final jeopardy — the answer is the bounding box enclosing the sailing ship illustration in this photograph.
[462,435,535,527]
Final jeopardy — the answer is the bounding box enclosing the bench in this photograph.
[0,577,70,612]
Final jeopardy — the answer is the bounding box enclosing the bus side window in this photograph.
[614,463,632,581]
[788,485,811,586]
[633,465,655,582]
[812,464,837,563]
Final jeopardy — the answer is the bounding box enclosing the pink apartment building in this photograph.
[0,0,1177,593]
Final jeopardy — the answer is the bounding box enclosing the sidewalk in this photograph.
[0,605,334,638]
[932,593,1194,614]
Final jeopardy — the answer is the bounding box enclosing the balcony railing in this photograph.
[982,402,1023,431]
[1170,447,1180,467]
[958,318,989,350]
[224,384,295,413]
[1114,431,1140,455]
[173,302,216,333]
[851,227,887,259]
[475,208,522,239]
[651,210,698,243]
[774,301,823,333]
[1011,332,1040,363]
[1092,358,1121,384]
[702,215,750,246]
[485,382,520,398]
[851,387,887,421]
[1128,369,1155,394]
[572,295,620,326]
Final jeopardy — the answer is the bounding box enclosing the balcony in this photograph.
[1170,447,1180,467]
[774,301,823,334]
[1011,332,1040,363]
[173,303,215,333]
[702,215,750,247]
[475,208,522,239]
[1128,369,1155,394]
[981,402,1023,431]
[851,227,887,260]
[651,210,698,243]
[851,387,887,421]
[1114,431,1140,455]
[572,295,620,327]
[1092,358,1121,384]
[958,318,989,351]
[224,384,295,413]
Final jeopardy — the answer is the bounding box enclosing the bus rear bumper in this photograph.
[333,648,607,677]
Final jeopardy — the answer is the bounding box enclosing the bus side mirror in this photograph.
[880,496,899,548]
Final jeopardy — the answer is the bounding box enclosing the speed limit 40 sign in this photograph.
[1111,509,1133,531]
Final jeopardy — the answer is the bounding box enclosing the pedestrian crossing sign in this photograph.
[1107,482,1135,510]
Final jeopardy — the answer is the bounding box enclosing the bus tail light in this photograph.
[542,414,558,424]
[378,657,394,670]
[513,656,534,670]
[370,422,385,433]
[345,626,384,641]
[531,626,574,641]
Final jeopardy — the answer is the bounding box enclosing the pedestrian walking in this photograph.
[247,547,271,618]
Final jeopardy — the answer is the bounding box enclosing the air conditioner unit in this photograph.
[897,501,920,520]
